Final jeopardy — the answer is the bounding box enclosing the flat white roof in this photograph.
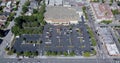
[106,44,119,56]
[44,6,79,22]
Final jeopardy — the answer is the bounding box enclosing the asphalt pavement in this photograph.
[12,18,92,56]
[0,0,119,63]
[0,57,117,63]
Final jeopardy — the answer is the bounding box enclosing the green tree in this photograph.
[40,40,42,44]
[33,9,38,14]
[46,51,51,56]
[101,20,112,24]
[32,51,38,56]
[25,1,30,6]
[83,52,90,57]
[16,1,20,5]
[7,13,15,21]
[23,37,26,41]
[110,0,113,4]
[69,51,75,56]
[23,51,32,57]
[22,6,28,13]
[7,49,15,55]
[63,52,68,56]
[82,6,86,11]
[11,26,20,35]
[0,6,4,11]
[5,47,9,51]
[111,9,120,15]
[17,51,24,56]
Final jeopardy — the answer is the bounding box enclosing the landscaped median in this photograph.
[45,51,76,56]
[90,0,99,2]
[111,9,120,15]
[81,25,97,57]
[82,6,88,20]
[83,52,90,57]
[5,46,39,57]
[87,26,97,46]
[82,48,96,57]
[100,20,112,24]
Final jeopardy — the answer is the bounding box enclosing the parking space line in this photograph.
[68,46,74,48]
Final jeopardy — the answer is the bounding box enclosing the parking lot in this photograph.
[13,16,92,56]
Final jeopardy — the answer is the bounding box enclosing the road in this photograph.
[85,6,114,63]
[0,57,117,63]
[0,0,26,58]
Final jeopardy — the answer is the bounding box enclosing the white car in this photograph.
[33,44,36,46]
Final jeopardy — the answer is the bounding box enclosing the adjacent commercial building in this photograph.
[90,3,113,23]
[97,27,120,56]
[44,6,80,25]
[44,0,83,25]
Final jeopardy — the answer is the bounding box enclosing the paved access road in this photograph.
[0,57,117,63]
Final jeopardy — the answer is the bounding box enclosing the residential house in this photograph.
[0,15,7,27]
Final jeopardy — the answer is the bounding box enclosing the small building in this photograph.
[0,15,7,27]
[44,6,80,25]
[0,15,7,21]
[6,1,12,8]
[106,44,120,56]
[90,3,114,23]
[3,7,11,12]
